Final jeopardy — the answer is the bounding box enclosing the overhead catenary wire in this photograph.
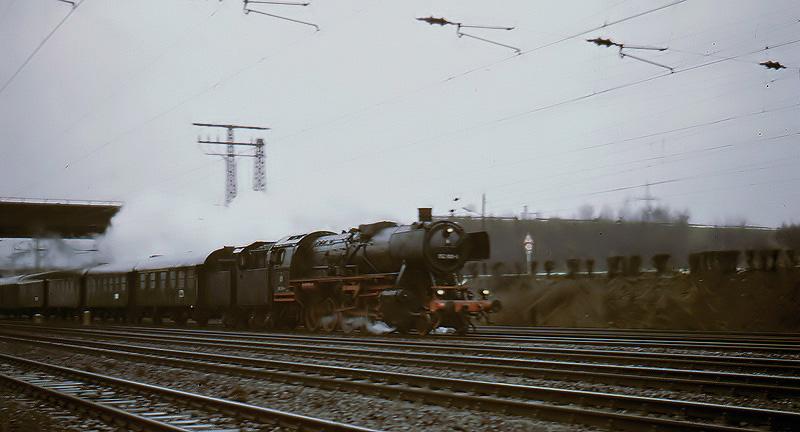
[124,17,800,216]
[490,37,800,126]
[383,98,800,205]
[447,125,800,211]
[523,173,800,219]
[44,3,372,182]
[242,0,319,31]
[0,0,82,97]
[268,1,689,146]
[267,36,800,188]
[440,0,689,83]
[270,23,800,192]
[9,0,796,223]
[489,131,800,212]
[55,5,375,200]
[518,150,800,209]
[51,0,226,140]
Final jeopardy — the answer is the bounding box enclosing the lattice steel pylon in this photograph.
[193,123,270,206]
[225,127,238,205]
[253,138,266,192]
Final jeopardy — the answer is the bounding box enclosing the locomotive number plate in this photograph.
[437,253,459,260]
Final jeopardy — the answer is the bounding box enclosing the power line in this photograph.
[536,173,800,220]
[268,1,688,146]
[489,37,800,126]
[0,0,82,97]
[41,3,371,181]
[49,5,375,201]
[268,37,800,188]
[491,132,800,211]
[384,95,800,209]
[463,128,799,210]
[51,0,226,140]
[416,99,800,195]
[440,0,689,83]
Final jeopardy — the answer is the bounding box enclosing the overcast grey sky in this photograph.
[1,0,799,254]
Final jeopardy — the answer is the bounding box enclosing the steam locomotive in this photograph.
[0,209,499,335]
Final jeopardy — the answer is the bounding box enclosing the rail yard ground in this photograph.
[0,320,799,431]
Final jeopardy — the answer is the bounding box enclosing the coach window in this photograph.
[178,270,185,289]
[160,272,167,290]
[187,269,194,287]
[169,271,176,289]
[121,278,127,291]
[149,273,156,290]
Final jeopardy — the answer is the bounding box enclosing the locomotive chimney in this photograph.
[418,207,432,222]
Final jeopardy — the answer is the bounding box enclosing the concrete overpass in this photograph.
[0,197,122,238]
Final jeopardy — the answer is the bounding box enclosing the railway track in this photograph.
[2,326,799,399]
[460,331,800,352]
[0,351,375,432]
[123,322,800,348]
[3,319,798,350]
[474,325,800,342]
[1,331,799,431]
[185,328,800,353]
[102,324,800,357]
[19,323,799,375]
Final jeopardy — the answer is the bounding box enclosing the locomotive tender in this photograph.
[0,209,498,334]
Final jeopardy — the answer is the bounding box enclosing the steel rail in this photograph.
[0,351,379,432]
[3,322,798,375]
[470,326,800,344]
[3,327,798,398]
[5,320,799,347]
[446,333,800,353]
[92,325,800,373]
[440,334,800,352]
[0,373,188,431]
[103,324,800,356]
[477,325,800,337]
[2,334,797,431]
[111,322,800,345]
[163,324,800,351]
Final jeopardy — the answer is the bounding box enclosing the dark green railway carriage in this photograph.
[43,270,83,318]
[0,275,45,317]
[84,262,136,321]
[130,248,235,325]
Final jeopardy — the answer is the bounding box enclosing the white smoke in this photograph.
[94,188,399,264]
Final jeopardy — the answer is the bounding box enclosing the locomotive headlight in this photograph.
[446,227,454,233]
[436,289,445,296]
[481,289,490,295]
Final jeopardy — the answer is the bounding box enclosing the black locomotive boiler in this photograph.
[257,208,496,334]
